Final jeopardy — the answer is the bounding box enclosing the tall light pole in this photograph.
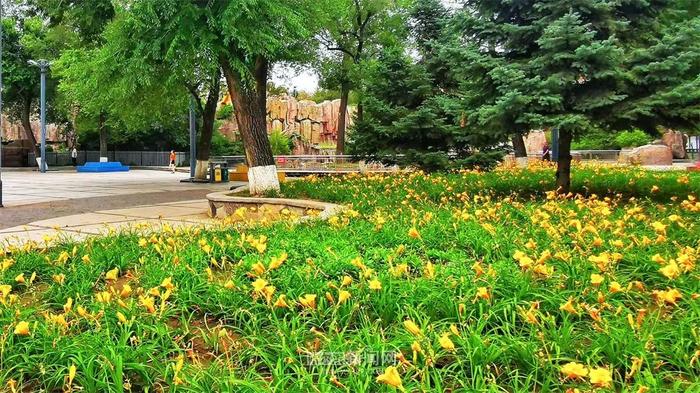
[189,96,196,179]
[28,59,50,173]
[0,1,4,207]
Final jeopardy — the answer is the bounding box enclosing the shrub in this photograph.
[210,131,243,156]
[614,129,652,148]
[268,130,293,155]
[571,131,615,150]
[215,104,233,120]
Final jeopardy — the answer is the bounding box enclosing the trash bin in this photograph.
[221,166,229,182]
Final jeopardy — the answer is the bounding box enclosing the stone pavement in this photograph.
[0,169,234,207]
[0,199,219,248]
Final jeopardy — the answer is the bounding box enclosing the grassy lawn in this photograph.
[1,164,699,392]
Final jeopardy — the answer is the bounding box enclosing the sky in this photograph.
[270,0,462,93]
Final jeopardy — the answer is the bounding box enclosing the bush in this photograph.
[210,131,243,156]
[268,130,293,155]
[614,129,652,148]
[571,131,615,150]
[215,104,233,120]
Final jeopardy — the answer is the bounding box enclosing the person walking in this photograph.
[71,147,78,166]
[169,150,177,173]
[542,142,551,161]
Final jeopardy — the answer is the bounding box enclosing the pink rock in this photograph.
[661,130,686,159]
[627,144,673,165]
[524,131,547,155]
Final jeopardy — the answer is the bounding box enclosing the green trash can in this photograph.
[221,165,229,182]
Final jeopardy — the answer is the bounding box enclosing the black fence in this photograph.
[28,151,190,167]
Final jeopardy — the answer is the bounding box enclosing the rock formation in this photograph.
[524,131,547,155]
[661,130,687,159]
[1,115,63,143]
[218,94,353,146]
[622,143,673,166]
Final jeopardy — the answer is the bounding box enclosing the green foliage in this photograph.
[614,129,653,148]
[442,0,700,189]
[571,131,616,150]
[268,131,293,155]
[350,47,505,171]
[210,131,243,156]
[215,105,233,121]
[571,129,653,150]
[1,169,699,391]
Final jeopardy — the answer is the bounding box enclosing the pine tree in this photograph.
[445,0,700,192]
[349,47,505,171]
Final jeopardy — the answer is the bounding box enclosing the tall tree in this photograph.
[350,46,505,171]
[318,0,405,154]
[117,0,323,193]
[1,14,69,155]
[30,0,116,157]
[445,0,700,192]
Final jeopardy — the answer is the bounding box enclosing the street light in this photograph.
[28,59,51,173]
[0,1,4,207]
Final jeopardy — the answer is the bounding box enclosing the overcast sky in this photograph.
[271,0,462,93]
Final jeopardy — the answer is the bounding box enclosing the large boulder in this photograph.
[524,131,547,155]
[661,130,686,159]
[626,144,673,166]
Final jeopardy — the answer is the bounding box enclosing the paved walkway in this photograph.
[0,169,231,207]
[0,199,221,248]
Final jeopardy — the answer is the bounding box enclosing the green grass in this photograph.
[1,164,699,392]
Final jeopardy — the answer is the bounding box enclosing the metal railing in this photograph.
[28,151,190,167]
[211,155,397,173]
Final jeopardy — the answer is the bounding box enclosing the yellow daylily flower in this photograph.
[369,279,382,290]
[161,277,175,291]
[299,294,317,309]
[560,362,588,379]
[337,290,351,304]
[105,268,119,281]
[559,298,578,315]
[274,295,289,308]
[14,321,30,336]
[403,320,422,337]
[408,227,421,239]
[376,366,403,389]
[659,260,681,279]
[116,311,128,324]
[590,274,604,286]
[439,333,455,352]
[269,252,288,270]
[589,367,612,388]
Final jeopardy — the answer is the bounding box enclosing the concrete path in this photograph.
[0,199,219,249]
[0,169,233,207]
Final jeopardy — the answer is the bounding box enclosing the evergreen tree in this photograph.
[349,47,505,171]
[444,0,700,192]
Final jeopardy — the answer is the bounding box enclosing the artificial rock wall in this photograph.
[218,94,353,145]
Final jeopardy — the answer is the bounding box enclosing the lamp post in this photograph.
[28,59,50,173]
[189,97,196,179]
[0,1,4,207]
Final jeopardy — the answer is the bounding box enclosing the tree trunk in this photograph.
[99,113,108,160]
[512,133,527,157]
[220,56,279,194]
[555,129,573,194]
[356,102,363,123]
[70,106,80,149]
[336,82,350,155]
[21,96,39,156]
[194,71,222,181]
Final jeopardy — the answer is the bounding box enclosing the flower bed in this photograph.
[0,165,699,392]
